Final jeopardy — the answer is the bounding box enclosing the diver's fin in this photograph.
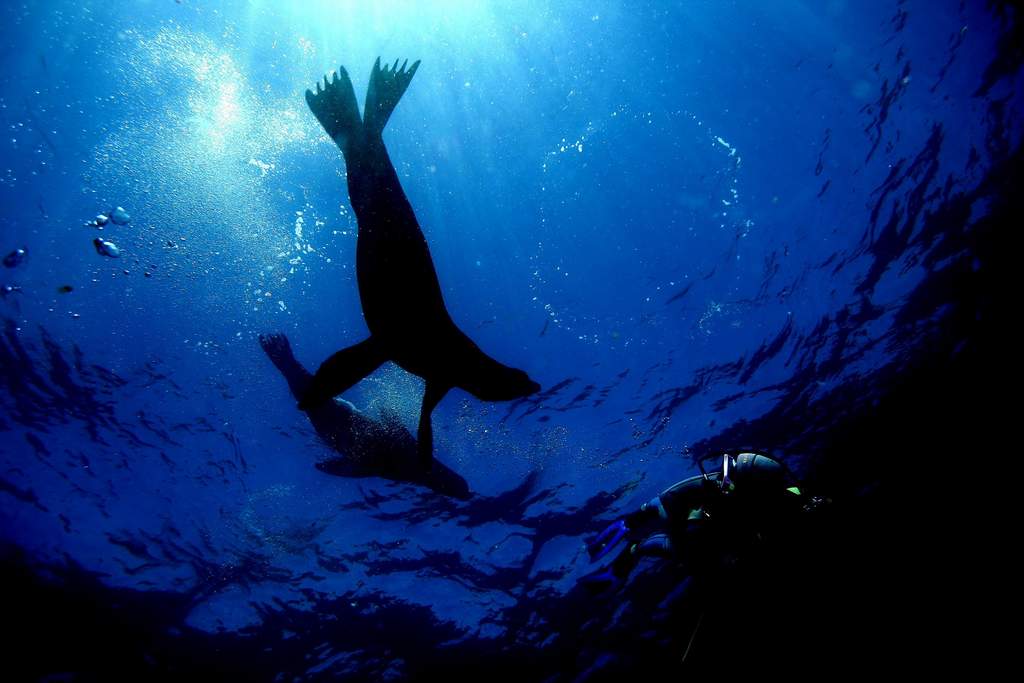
[305,66,362,152]
[363,57,420,137]
[417,382,449,470]
[298,337,386,410]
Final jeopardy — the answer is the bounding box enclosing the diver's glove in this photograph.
[586,519,629,562]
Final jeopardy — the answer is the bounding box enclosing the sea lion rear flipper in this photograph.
[364,57,420,136]
[417,382,450,470]
[298,337,386,410]
[305,65,362,151]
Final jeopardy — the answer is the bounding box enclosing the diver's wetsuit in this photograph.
[593,453,802,585]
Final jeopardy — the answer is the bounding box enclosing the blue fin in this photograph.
[586,519,628,562]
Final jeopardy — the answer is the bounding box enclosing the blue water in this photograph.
[0,1,1019,679]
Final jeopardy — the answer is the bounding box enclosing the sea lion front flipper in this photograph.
[298,337,386,410]
[305,65,362,152]
[417,382,450,470]
[363,57,420,136]
[259,332,315,399]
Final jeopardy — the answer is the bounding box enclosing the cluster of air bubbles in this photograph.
[528,104,754,346]
[528,239,566,330]
[3,247,28,268]
[1,248,27,301]
[86,205,131,229]
[685,111,753,237]
[361,364,426,430]
[697,300,725,335]
[3,201,136,313]
[452,399,527,463]
[92,238,120,258]
[242,201,347,318]
[450,398,569,471]
[236,484,327,557]
[1,93,60,189]
[86,26,325,330]
[85,205,131,259]
[549,123,596,159]
[248,158,274,177]
[182,337,225,358]
[529,104,639,341]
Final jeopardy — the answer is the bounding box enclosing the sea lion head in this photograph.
[461,356,540,401]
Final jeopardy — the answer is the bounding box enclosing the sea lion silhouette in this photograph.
[299,58,540,469]
[260,333,470,499]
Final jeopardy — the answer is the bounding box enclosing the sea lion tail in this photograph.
[363,57,420,137]
[305,65,362,152]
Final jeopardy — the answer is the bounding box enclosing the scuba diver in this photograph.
[580,452,825,592]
